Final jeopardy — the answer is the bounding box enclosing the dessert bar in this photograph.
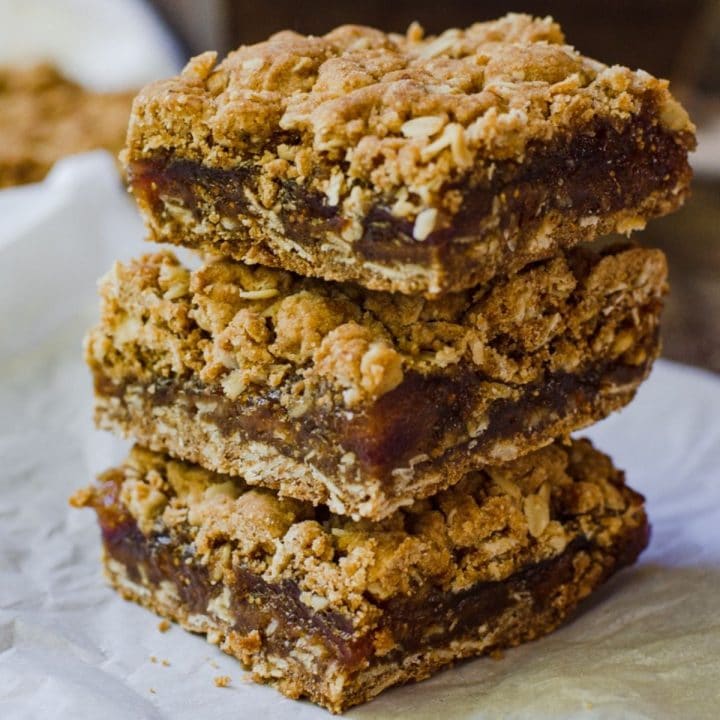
[87,244,666,519]
[0,63,134,188]
[71,439,649,713]
[123,14,694,296]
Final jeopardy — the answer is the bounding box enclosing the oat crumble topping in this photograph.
[125,13,693,226]
[86,246,666,412]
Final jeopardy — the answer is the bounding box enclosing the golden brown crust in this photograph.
[124,14,693,295]
[126,15,692,205]
[0,63,135,188]
[73,438,646,625]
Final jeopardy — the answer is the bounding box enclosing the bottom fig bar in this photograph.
[72,439,648,713]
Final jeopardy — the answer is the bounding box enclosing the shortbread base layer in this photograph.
[94,359,649,520]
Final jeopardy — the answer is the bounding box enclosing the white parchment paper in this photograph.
[0,154,718,720]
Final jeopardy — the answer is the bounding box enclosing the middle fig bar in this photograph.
[87,244,666,520]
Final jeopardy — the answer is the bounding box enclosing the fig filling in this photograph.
[94,357,652,482]
[128,110,691,269]
[93,471,648,675]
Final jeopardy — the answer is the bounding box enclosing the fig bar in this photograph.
[123,14,694,297]
[71,439,648,713]
[87,244,666,520]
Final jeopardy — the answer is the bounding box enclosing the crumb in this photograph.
[158,619,171,632]
[149,655,157,664]
[489,649,505,660]
[209,660,220,669]
[214,675,232,688]
[161,659,171,667]
[149,688,156,694]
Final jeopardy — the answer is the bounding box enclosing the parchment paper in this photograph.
[0,152,718,720]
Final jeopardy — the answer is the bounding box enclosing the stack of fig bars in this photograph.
[72,14,695,713]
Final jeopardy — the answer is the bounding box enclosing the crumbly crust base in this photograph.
[94,365,648,519]
[75,439,648,712]
[133,186,684,297]
[0,63,134,188]
[124,14,693,295]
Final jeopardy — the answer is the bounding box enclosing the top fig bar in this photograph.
[124,13,694,297]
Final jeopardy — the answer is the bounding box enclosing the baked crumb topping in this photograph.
[86,246,666,411]
[73,439,645,625]
[125,13,694,226]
